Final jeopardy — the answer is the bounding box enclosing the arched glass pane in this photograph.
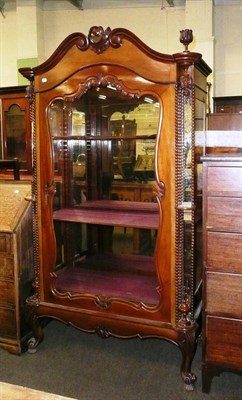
[48,84,162,305]
[5,104,26,168]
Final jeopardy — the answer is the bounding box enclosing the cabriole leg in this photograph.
[26,303,44,353]
[178,329,197,391]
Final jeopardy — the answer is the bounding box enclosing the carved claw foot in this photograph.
[177,323,198,390]
[182,371,197,391]
[27,337,39,354]
[25,298,45,353]
[27,324,44,353]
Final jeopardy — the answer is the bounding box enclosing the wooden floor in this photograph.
[0,382,77,400]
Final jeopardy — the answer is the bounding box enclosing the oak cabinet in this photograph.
[19,27,211,388]
[202,155,242,393]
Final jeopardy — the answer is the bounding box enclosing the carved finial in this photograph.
[87,26,122,54]
[180,29,193,51]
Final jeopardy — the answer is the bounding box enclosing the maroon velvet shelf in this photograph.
[53,200,159,229]
[55,254,160,304]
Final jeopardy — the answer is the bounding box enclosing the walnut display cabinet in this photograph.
[19,27,211,388]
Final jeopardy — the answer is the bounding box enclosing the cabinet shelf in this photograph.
[55,253,159,305]
[53,200,159,229]
[52,134,156,141]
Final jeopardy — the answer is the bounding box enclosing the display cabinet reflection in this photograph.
[49,88,160,196]
[49,87,161,265]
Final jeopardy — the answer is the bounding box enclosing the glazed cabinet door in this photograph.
[48,85,162,307]
[0,87,32,175]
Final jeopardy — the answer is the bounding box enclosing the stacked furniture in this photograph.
[202,154,242,392]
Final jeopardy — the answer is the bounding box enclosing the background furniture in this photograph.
[0,86,32,176]
[213,96,242,113]
[0,183,33,353]
[208,95,242,131]
[202,154,242,393]
[19,26,211,388]
[0,159,20,180]
[207,113,242,131]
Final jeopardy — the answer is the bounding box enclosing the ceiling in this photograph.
[46,0,242,10]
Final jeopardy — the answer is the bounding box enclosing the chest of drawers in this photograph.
[0,183,33,353]
[202,154,242,393]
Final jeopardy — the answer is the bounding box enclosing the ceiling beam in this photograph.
[0,0,5,17]
[68,0,83,10]
[165,0,174,5]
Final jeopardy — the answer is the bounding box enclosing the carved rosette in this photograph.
[76,26,122,54]
[44,181,56,206]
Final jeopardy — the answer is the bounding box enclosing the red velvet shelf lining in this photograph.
[55,254,160,304]
[56,268,160,304]
[53,200,159,229]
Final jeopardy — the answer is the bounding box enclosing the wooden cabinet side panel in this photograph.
[0,308,17,338]
[207,197,242,231]
[206,166,242,195]
[206,272,242,318]
[206,231,242,273]
[0,281,15,305]
[205,317,242,369]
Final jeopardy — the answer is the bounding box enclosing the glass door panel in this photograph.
[49,84,161,305]
[5,104,27,169]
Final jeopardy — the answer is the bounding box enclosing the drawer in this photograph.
[206,272,242,318]
[206,166,242,195]
[0,307,17,338]
[206,231,242,273]
[207,197,242,232]
[205,316,242,370]
[0,254,14,278]
[0,280,15,306]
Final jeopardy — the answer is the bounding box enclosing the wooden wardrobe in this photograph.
[19,26,211,388]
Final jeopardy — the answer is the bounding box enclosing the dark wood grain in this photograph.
[202,155,242,393]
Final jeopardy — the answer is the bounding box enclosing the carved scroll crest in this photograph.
[65,73,141,101]
[76,26,122,54]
